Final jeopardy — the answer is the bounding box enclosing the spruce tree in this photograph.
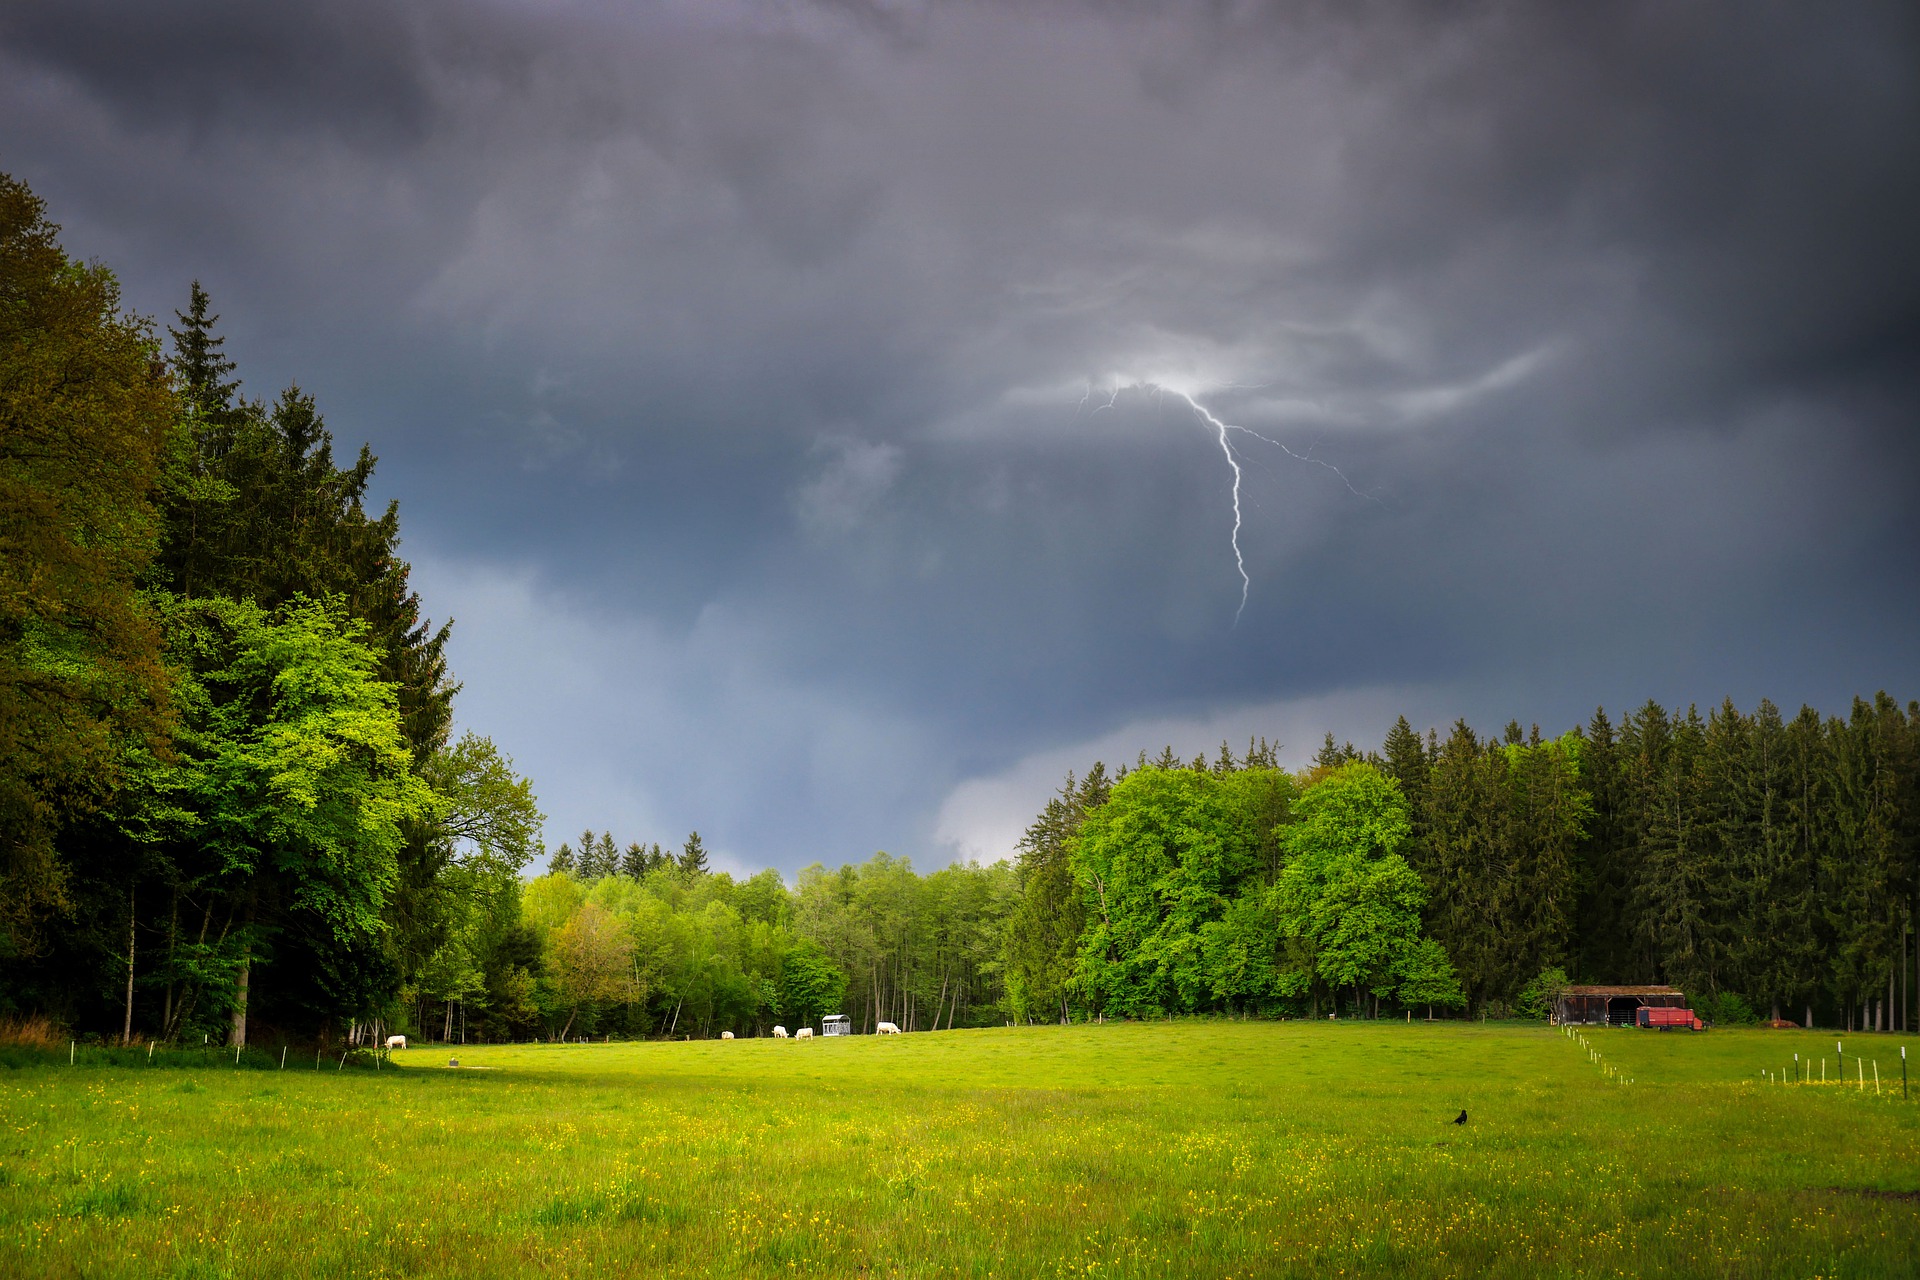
[1313,733,1359,769]
[621,842,649,879]
[1001,764,1109,1023]
[1382,716,1431,887]
[1422,722,1502,1011]
[1631,704,1712,992]
[167,282,241,421]
[679,832,709,877]
[1697,699,1757,1005]
[1571,709,1626,980]
[1744,699,1814,1020]
[1503,730,1590,993]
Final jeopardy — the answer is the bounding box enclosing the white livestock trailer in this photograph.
[822,1014,852,1037]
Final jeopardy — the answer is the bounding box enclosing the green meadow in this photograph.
[2,1022,1917,1279]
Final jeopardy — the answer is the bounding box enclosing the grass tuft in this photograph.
[0,1015,63,1050]
[68,1182,144,1219]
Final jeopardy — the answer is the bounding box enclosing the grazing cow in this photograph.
[773,1026,789,1038]
[721,1031,734,1040]
[876,1022,901,1035]
[796,1027,814,1039]
[386,1035,407,1050]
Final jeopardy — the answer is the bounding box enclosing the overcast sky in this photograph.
[5,1,1917,876]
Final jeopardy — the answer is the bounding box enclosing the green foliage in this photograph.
[1273,763,1435,1009]
[0,176,569,1043]
[1394,939,1466,1012]
[420,733,543,874]
[1070,766,1294,1017]
[1515,966,1571,1020]
[162,595,438,945]
[776,938,846,1027]
[549,901,636,1037]
[1698,991,1758,1026]
[1003,765,1107,1023]
[0,171,175,959]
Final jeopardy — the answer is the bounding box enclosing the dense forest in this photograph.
[999,705,1920,1034]
[2,172,540,1048]
[6,171,1917,1050]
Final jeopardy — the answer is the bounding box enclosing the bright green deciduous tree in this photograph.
[549,900,636,1039]
[161,595,439,1045]
[1274,762,1455,1015]
[777,937,846,1029]
[421,732,544,875]
[1070,766,1293,1018]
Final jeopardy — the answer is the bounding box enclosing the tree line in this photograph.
[1,172,542,1049]
[438,841,1013,1043]
[1000,700,1920,1034]
[423,694,1919,1043]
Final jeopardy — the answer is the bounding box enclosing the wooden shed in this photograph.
[1554,985,1687,1027]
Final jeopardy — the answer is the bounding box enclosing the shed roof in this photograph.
[1560,985,1683,997]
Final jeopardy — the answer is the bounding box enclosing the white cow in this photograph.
[876,1022,901,1035]
[795,1027,814,1039]
[721,1031,734,1040]
[386,1035,407,1050]
[772,1026,789,1038]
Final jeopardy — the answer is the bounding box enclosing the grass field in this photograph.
[2,1021,1917,1278]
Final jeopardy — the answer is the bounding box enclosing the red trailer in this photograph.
[1636,1006,1705,1031]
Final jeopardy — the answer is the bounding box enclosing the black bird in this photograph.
[1453,1110,1468,1125]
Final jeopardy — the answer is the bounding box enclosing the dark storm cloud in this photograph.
[3,1,1916,870]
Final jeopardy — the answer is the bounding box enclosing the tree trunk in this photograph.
[560,1005,578,1041]
[122,887,137,1046]
[162,890,178,1042]
[229,946,250,1049]
[228,900,254,1050]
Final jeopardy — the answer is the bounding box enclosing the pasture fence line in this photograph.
[1560,1024,1632,1086]
[1756,1039,1917,1102]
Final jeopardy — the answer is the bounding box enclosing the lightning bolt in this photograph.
[1084,382,1375,625]
[1167,391,1252,624]
[1216,422,1379,505]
